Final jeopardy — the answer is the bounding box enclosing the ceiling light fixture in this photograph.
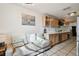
[25,3,32,4]
[70,12,77,16]
[64,11,77,19]
[68,12,77,16]
[25,3,35,6]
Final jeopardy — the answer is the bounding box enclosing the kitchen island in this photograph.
[44,32,71,47]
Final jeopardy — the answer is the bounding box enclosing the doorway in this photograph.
[72,26,77,37]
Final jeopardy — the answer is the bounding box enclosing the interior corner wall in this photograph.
[0,4,44,36]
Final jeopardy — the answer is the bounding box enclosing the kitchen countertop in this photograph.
[46,31,70,34]
[44,31,70,40]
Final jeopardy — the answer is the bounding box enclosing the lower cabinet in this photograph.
[61,33,68,42]
[49,34,59,46]
[49,32,69,46]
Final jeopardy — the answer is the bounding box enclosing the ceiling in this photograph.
[17,3,79,19]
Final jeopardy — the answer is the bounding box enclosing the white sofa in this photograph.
[12,33,50,56]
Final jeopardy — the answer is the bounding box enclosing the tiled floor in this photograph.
[38,37,76,56]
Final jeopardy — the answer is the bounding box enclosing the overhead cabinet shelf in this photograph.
[44,16,59,27]
[42,16,71,27]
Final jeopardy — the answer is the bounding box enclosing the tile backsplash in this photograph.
[46,26,71,33]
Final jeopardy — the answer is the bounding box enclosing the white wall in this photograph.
[0,3,76,36]
[0,4,44,36]
[77,17,79,56]
[69,22,77,26]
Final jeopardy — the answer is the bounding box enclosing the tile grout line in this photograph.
[51,40,75,55]
[65,46,76,56]
[38,38,75,56]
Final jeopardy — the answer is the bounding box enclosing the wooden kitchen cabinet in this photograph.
[61,33,68,42]
[51,19,59,27]
[63,17,76,26]
[64,19,70,26]
[49,34,59,46]
[64,16,76,25]
[49,32,69,46]
[43,16,59,27]
[45,17,50,27]
[42,16,50,27]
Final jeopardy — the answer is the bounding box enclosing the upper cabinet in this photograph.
[43,16,59,27]
[64,19,70,26]
[42,16,76,27]
[51,18,59,27]
[63,16,77,26]
[45,16,50,27]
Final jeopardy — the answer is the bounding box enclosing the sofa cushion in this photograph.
[13,45,34,56]
[30,33,49,48]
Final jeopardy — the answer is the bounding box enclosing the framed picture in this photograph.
[22,14,35,26]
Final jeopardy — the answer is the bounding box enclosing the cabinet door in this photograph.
[49,34,53,46]
[64,18,70,26]
[45,19,50,27]
[61,33,68,41]
[51,19,59,27]
[49,34,59,46]
[42,16,50,27]
[64,21,69,26]
[52,34,56,45]
[55,34,59,44]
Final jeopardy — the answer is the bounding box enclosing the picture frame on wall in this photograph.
[22,14,35,26]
